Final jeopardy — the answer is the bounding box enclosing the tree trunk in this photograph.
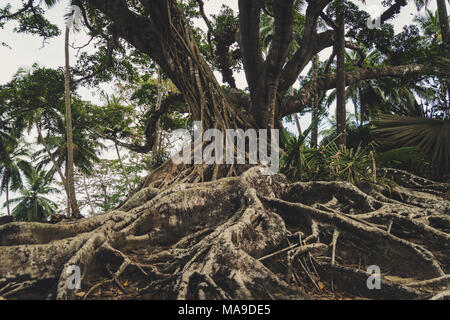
[5,183,10,216]
[82,173,95,215]
[36,120,71,216]
[436,0,450,48]
[64,27,80,218]
[336,10,347,147]
[436,0,450,118]
[311,55,320,148]
[114,142,132,191]
[65,162,70,217]
[294,114,302,136]
[152,68,163,155]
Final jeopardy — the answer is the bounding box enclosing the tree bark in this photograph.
[0,166,449,300]
[82,173,95,215]
[336,9,347,147]
[436,0,450,48]
[5,183,10,216]
[311,55,320,148]
[114,142,132,191]
[64,26,80,218]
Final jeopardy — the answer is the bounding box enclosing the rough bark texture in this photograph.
[335,9,346,147]
[64,26,80,218]
[0,166,449,300]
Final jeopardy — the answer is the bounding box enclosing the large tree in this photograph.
[0,0,449,300]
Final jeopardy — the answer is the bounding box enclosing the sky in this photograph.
[0,0,445,214]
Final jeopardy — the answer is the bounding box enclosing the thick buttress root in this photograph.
[0,167,449,300]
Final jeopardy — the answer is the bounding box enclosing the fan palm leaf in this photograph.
[372,115,450,173]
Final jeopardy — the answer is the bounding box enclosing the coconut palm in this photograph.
[33,103,103,186]
[40,0,83,216]
[5,168,58,222]
[325,47,434,124]
[63,4,79,217]
[414,9,444,45]
[0,134,32,216]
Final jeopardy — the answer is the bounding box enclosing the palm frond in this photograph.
[372,115,450,173]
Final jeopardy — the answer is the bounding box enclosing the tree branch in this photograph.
[238,0,264,93]
[0,0,34,21]
[281,64,426,117]
[380,0,408,24]
[279,0,334,93]
[97,93,184,154]
[264,0,295,81]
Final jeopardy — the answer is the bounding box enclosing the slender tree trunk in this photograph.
[311,55,319,148]
[64,26,80,217]
[114,142,132,191]
[36,120,71,216]
[5,184,10,216]
[65,162,70,217]
[294,114,302,136]
[289,87,302,136]
[436,0,450,118]
[436,0,450,47]
[336,9,347,147]
[152,68,163,155]
[82,174,95,215]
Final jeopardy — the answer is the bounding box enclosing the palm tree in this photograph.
[325,47,434,123]
[373,115,450,175]
[414,9,444,45]
[41,0,82,217]
[0,135,32,216]
[63,3,81,217]
[5,168,59,222]
[34,118,102,190]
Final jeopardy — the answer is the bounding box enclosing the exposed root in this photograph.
[0,166,448,300]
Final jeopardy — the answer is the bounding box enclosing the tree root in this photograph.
[0,166,448,300]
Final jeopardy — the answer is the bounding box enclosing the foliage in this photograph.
[280,128,376,184]
[5,168,58,222]
[73,152,154,214]
[372,115,450,175]
[0,134,33,210]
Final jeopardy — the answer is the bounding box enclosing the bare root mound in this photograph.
[0,167,449,300]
